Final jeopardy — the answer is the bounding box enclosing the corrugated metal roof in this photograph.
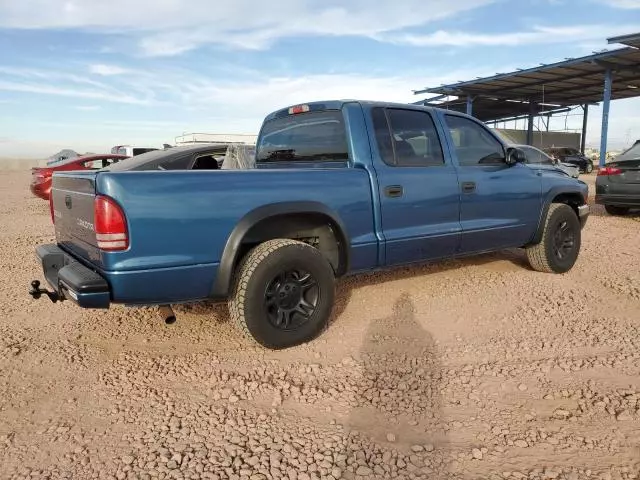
[417,97,571,122]
[414,46,640,108]
[608,32,640,49]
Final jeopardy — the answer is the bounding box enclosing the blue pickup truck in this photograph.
[30,100,589,349]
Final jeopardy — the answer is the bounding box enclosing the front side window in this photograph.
[521,146,544,164]
[372,107,444,167]
[445,115,505,166]
[256,110,349,163]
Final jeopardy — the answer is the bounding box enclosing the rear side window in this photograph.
[256,111,349,163]
[372,107,444,167]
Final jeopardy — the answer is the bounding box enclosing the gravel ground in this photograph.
[1,170,639,480]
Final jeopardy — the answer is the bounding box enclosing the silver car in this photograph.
[512,144,580,178]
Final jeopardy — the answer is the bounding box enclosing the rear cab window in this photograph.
[256,109,349,165]
[371,107,444,167]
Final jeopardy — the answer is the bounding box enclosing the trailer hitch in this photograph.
[29,280,62,303]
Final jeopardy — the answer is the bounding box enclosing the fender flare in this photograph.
[210,201,350,299]
[529,187,586,246]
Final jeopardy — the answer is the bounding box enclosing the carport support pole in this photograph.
[466,95,473,116]
[580,104,588,154]
[599,69,612,168]
[526,101,535,146]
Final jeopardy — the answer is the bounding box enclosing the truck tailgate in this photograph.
[51,172,101,264]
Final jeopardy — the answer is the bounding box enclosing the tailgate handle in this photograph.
[65,195,72,209]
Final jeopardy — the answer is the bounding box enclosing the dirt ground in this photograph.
[1,170,639,480]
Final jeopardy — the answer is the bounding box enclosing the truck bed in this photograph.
[51,168,378,304]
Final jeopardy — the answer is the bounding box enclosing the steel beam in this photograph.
[526,101,536,145]
[599,70,612,168]
[580,104,589,154]
[466,95,474,116]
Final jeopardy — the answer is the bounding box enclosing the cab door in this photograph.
[367,107,461,266]
[439,113,542,254]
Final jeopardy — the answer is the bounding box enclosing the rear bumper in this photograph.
[595,193,640,206]
[35,244,111,308]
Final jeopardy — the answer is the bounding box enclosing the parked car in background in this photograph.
[512,144,579,178]
[30,154,128,200]
[544,146,594,174]
[31,100,589,350]
[110,145,158,157]
[103,143,255,172]
[45,149,79,166]
[595,140,640,215]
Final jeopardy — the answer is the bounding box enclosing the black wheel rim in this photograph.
[264,269,319,330]
[552,220,575,260]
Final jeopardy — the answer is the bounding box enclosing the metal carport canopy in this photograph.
[414,41,640,166]
[414,47,640,105]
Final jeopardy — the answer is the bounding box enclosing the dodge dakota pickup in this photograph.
[30,100,589,349]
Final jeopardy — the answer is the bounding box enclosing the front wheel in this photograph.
[229,239,335,349]
[604,205,630,216]
[526,204,581,274]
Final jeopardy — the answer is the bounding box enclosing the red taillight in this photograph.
[94,195,128,251]
[288,104,310,115]
[34,169,52,183]
[598,166,622,176]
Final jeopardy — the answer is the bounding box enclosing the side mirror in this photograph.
[506,147,526,166]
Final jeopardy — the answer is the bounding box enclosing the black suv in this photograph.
[544,147,594,174]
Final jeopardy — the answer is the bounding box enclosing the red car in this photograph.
[30,154,129,200]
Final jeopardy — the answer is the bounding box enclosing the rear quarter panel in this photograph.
[95,168,377,302]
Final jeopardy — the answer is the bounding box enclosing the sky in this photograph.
[0,0,639,158]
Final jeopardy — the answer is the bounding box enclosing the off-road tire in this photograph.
[604,205,630,216]
[229,239,335,349]
[526,203,581,274]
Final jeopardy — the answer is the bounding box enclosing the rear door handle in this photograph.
[384,185,404,198]
[461,181,476,193]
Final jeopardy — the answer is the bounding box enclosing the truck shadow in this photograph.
[330,248,528,326]
[343,293,450,478]
[192,248,529,327]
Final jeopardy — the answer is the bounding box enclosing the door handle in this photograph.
[384,185,404,198]
[461,181,476,194]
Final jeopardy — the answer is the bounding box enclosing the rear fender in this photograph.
[210,201,350,299]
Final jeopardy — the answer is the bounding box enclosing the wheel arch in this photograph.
[210,202,350,299]
[529,188,586,246]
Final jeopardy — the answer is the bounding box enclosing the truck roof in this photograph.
[263,100,443,122]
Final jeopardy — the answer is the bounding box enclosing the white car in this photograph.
[110,145,158,157]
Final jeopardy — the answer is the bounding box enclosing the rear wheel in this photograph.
[585,161,594,174]
[604,205,630,216]
[526,203,581,274]
[229,239,335,349]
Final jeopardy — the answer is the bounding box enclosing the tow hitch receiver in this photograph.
[29,280,62,303]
